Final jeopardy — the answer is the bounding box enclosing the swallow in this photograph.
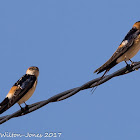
[94,21,140,75]
[0,66,39,114]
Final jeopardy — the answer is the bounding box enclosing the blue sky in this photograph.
[0,0,140,140]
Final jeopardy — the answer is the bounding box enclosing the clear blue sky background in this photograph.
[0,0,140,140]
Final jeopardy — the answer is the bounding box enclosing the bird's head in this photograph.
[26,66,39,77]
[133,21,140,30]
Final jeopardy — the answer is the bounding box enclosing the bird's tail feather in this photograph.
[94,60,117,74]
[0,97,9,114]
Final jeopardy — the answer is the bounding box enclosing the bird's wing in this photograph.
[0,74,36,114]
[94,27,140,74]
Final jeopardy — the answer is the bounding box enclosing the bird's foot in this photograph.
[24,102,29,110]
[19,104,28,112]
[25,105,29,110]
[20,106,25,112]
[126,64,131,70]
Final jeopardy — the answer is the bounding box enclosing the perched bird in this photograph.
[94,21,140,75]
[0,66,39,114]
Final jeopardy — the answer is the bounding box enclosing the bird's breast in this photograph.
[17,80,37,105]
[117,35,140,63]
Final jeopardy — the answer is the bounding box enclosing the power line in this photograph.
[0,62,140,125]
